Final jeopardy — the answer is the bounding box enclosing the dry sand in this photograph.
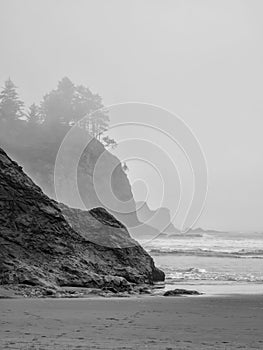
[1,294,263,350]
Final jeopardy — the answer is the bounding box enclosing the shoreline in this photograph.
[1,282,263,300]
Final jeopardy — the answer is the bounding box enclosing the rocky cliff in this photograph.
[0,148,164,296]
[0,122,159,240]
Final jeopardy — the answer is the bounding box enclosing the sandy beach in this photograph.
[1,294,263,350]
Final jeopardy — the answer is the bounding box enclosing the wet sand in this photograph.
[1,295,263,349]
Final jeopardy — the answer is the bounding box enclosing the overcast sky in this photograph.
[1,0,263,231]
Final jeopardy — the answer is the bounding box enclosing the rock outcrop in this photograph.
[136,201,179,234]
[0,123,159,240]
[163,289,202,296]
[0,148,164,295]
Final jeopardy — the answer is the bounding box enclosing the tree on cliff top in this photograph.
[0,78,24,123]
[0,77,116,151]
[41,77,75,127]
[41,77,111,140]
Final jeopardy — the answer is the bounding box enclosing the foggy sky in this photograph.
[1,0,263,231]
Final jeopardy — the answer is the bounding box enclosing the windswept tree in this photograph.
[0,78,24,123]
[72,86,109,138]
[102,135,117,149]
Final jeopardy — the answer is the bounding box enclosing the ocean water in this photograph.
[141,231,263,294]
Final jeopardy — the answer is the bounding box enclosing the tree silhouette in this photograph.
[72,86,109,138]
[41,78,111,140]
[27,103,42,124]
[102,135,117,149]
[72,84,94,130]
[0,77,116,150]
[122,162,129,173]
[0,78,24,123]
[41,77,75,126]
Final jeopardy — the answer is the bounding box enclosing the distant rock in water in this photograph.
[0,148,164,295]
[136,201,179,234]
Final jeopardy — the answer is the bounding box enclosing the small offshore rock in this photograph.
[163,289,202,297]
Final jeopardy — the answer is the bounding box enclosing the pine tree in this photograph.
[41,77,75,126]
[27,103,42,124]
[40,77,114,143]
[57,77,75,125]
[0,78,24,122]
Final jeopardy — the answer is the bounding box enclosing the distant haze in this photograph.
[0,0,263,231]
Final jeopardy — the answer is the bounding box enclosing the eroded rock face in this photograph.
[0,148,164,293]
[0,126,160,240]
[59,204,133,248]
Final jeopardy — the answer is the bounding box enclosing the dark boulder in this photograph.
[163,289,202,296]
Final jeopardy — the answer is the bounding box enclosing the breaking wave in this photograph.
[148,248,263,258]
[163,266,263,283]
